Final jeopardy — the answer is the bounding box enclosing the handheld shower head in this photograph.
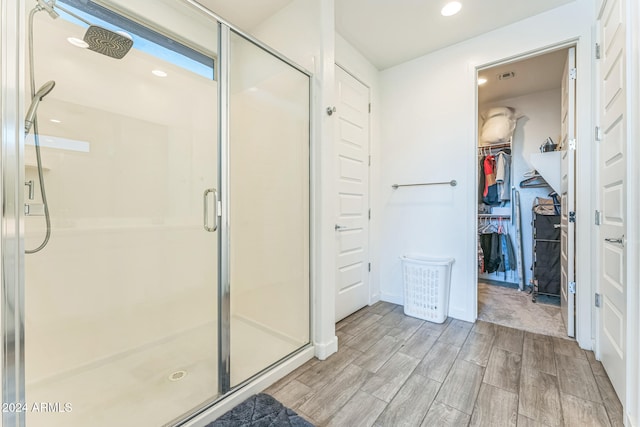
[25,80,56,134]
[37,0,59,19]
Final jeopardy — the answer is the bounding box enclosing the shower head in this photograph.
[33,2,134,59]
[24,80,56,134]
[83,25,133,59]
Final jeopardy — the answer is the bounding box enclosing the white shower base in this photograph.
[25,315,301,427]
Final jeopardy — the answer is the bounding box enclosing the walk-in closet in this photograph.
[476,47,576,338]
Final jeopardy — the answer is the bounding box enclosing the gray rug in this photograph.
[206,393,314,427]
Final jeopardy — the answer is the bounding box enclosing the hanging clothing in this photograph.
[477,240,485,272]
[478,225,517,275]
[482,155,496,196]
[482,155,499,205]
[479,233,494,273]
[498,233,516,273]
[478,156,486,201]
[495,151,511,201]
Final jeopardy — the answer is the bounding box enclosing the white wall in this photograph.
[228,44,310,347]
[253,4,384,357]
[28,18,219,376]
[379,0,595,335]
[24,28,220,382]
[480,88,562,288]
[250,0,338,359]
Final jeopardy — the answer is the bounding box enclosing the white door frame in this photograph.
[595,0,640,422]
[333,63,372,321]
[627,0,640,422]
[560,47,577,338]
[472,39,594,349]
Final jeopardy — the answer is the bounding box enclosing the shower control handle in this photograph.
[25,180,34,200]
[204,188,219,232]
[25,203,45,216]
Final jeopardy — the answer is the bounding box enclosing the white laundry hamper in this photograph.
[401,255,455,323]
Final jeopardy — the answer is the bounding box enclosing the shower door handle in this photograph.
[204,188,218,232]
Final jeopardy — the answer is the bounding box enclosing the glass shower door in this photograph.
[225,29,311,387]
[23,2,220,426]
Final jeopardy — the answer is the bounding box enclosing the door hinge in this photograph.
[368,262,371,272]
[569,281,576,294]
[569,68,577,80]
[595,293,602,308]
[595,126,602,141]
[595,210,602,225]
[368,103,371,113]
[569,211,576,223]
[595,43,601,60]
[568,139,576,150]
[368,155,371,166]
[368,208,371,220]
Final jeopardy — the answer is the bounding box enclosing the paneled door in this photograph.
[560,47,576,338]
[597,0,627,402]
[334,65,370,322]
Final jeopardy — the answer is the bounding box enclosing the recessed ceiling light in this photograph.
[67,37,88,48]
[152,69,168,77]
[50,119,62,123]
[441,1,462,17]
[477,77,488,85]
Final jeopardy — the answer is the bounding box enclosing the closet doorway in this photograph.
[475,46,577,339]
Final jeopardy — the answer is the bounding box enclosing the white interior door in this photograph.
[335,65,370,322]
[560,47,576,338]
[597,0,627,402]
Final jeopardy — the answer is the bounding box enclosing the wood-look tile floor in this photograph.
[266,302,623,427]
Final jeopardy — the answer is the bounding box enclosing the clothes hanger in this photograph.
[519,175,549,188]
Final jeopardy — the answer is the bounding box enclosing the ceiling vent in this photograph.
[497,71,516,81]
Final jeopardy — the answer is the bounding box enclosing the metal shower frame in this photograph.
[0,1,315,426]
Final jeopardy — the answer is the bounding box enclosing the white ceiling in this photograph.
[193,0,294,30]
[335,0,575,70]
[192,0,576,70]
[478,48,569,105]
[194,1,573,112]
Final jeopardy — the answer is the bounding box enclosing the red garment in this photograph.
[483,155,496,197]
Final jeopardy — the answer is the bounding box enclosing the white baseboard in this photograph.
[448,306,474,323]
[381,293,473,323]
[369,293,381,305]
[313,335,338,360]
[183,346,315,427]
[380,292,403,305]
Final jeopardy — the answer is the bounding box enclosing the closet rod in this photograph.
[392,180,457,189]
[478,142,511,151]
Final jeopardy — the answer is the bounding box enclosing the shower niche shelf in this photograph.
[25,152,51,171]
[25,163,51,171]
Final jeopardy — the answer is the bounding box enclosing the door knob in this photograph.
[335,224,347,231]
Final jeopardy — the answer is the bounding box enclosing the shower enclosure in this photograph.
[1,1,311,426]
